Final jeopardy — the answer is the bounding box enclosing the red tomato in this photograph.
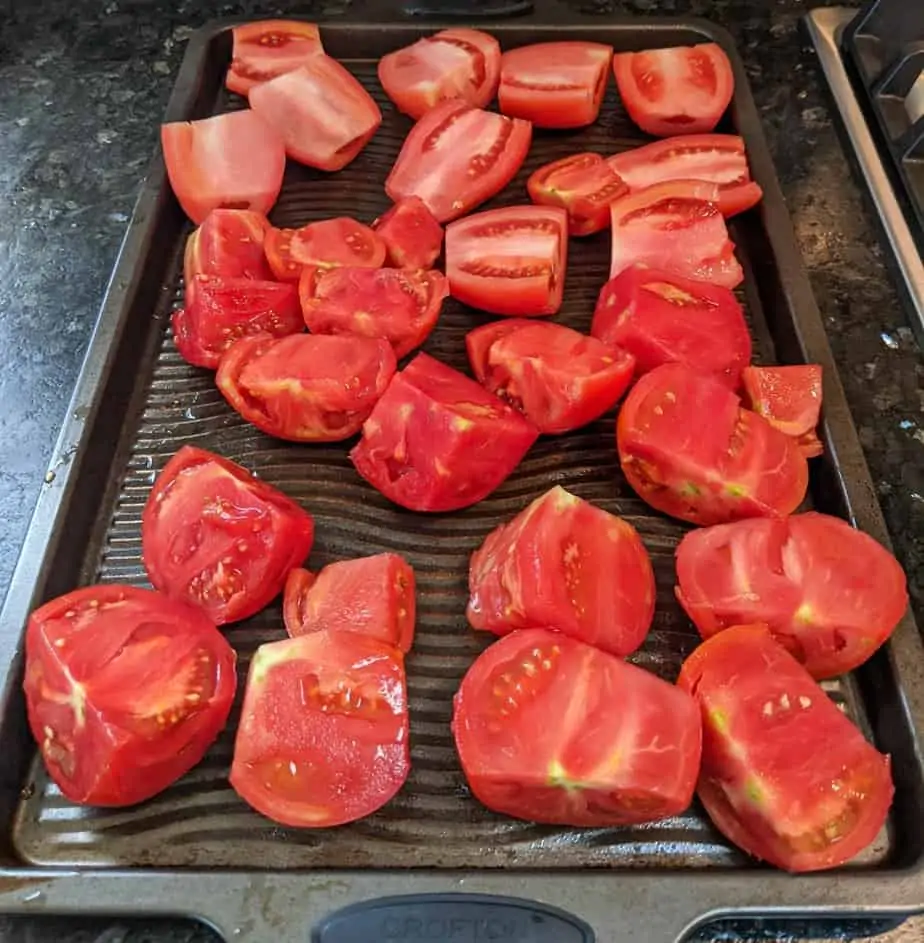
[288,217,386,270]
[378,28,501,120]
[283,553,416,652]
[613,43,734,137]
[226,20,324,96]
[142,446,315,625]
[262,227,304,283]
[607,135,762,217]
[526,152,628,236]
[609,180,743,288]
[452,629,701,826]
[385,99,532,223]
[466,319,635,434]
[467,486,655,656]
[617,363,808,526]
[445,205,568,317]
[161,111,285,225]
[249,55,381,171]
[741,365,824,459]
[373,197,444,270]
[350,352,539,512]
[24,585,236,807]
[675,512,908,679]
[678,624,894,871]
[216,333,396,442]
[183,209,272,285]
[591,265,751,388]
[171,275,302,370]
[230,631,410,827]
[299,266,448,360]
[498,42,613,129]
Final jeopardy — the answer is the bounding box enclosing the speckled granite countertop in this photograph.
[0,0,922,941]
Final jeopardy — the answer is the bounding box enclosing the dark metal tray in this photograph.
[1,4,922,940]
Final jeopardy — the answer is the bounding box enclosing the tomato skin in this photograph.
[617,363,808,526]
[289,217,386,270]
[142,446,315,625]
[741,365,824,458]
[452,629,701,826]
[183,209,272,284]
[373,197,444,270]
[24,585,236,807]
[226,20,324,96]
[350,352,539,512]
[678,624,894,871]
[591,265,751,388]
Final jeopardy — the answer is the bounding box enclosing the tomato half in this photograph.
[385,99,532,223]
[617,363,808,526]
[445,205,568,316]
[283,553,416,652]
[741,365,824,459]
[678,624,894,871]
[249,56,381,171]
[498,42,613,129]
[675,512,908,679]
[591,265,751,388]
[142,446,315,625]
[466,319,635,434]
[453,629,701,826]
[161,111,286,225]
[230,631,410,827]
[263,228,304,283]
[613,43,734,137]
[378,28,501,120]
[24,585,236,807]
[216,333,396,442]
[609,180,743,287]
[289,217,386,270]
[183,209,272,285]
[226,20,324,96]
[350,352,539,512]
[372,197,444,270]
[526,153,628,236]
[607,135,763,217]
[172,275,303,370]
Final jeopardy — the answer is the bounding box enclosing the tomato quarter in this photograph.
[373,197,444,270]
[288,217,386,270]
[183,209,272,285]
[226,20,324,96]
[741,365,824,459]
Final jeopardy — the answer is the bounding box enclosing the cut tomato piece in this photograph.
[467,486,655,657]
[453,629,701,826]
[24,585,236,807]
[678,624,894,871]
[230,631,410,828]
[350,352,539,512]
[142,446,315,625]
[385,99,532,223]
[288,217,386,270]
[226,20,324,96]
[378,27,501,120]
[466,319,635,434]
[591,265,751,388]
[741,365,824,458]
[445,205,568,316]
[613,43,734,137]
[498,42,613,129]
[263,227,304,283]
[183,209,272,284]
[161,111,285,224]
[372,197,444,270]
[617,363,808,526]
[249,55,381,171]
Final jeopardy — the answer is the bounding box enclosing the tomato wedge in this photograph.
[183,209,272,284]
[617,363,809,526]
[445,205,568,316]
[372,197,444,270]
[161,111,285,224]
[453,629,702,826]
[378,28,501,120]
[498,42,613,129]
[288,217,386,270]
[249,55,381,171]
[385,99,532,223]
[466,319,635,434]
[231,631,410,828]
[609,180,743,288]
[24,585,236,807]
[613,43,735,137]
[142,446,315,625]
[350,352,539,512]
[591,265,751,388]
[741,365,824,459]
[216,333,396,442]
[226,20,324,96]
[263,227,304,283]
[678,624,894,872]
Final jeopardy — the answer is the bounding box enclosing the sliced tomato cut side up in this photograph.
[24,585,236,807]
[230,631,410,828]
[452,629,701,826]
[288,217,386,270]
[678,624,894,871]
[373,197,445,270]
[226,20,324,96]
[741,365,824,458]
[263,227,305,283]
[183,209,272,284]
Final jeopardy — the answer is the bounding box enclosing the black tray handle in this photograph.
[402,0,534,16]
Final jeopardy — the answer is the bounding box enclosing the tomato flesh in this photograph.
[226,20,324,96]
[263,227,304,283]
[741,365,824,458]
[183,209,272,284]
[288,217,386,270]
[373,197,444,270]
